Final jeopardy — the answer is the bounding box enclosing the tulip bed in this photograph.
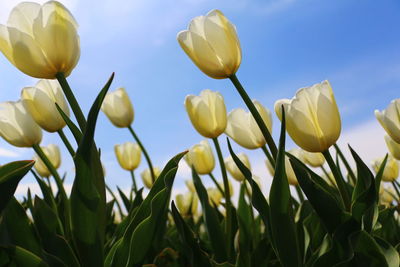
[0,2,400,267]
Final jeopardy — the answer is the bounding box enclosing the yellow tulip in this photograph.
[372,156,399,182]
[185,180,196,193]
[375,100,400,143]
[274,80,341,153]
[0,101,42,147]
[207,187,223,206]
[102,87,134,128]
[0,1,80,78]
[225,100,272,149]
[300,150,325,167]
[384,135,400,160]
[114,142,141,171]
[186,140,215,174]
[33,144,61,177]
[185,89,227,138]
[177,9,241,79]
[21,79,70,132]
[175,191,198,216]
[379,186,395,206]
[224,153,251,182]
[141,167,161,189]
[266,149,298,186]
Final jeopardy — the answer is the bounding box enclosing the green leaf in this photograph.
[170,201,212,267]
[268,106,301,267]
[236,184,252,267]
[374,236,400,267]
[0,245,47,267]
[0,161,34,213]
[192,167,227,263]
[55,103,82,144]
[117,187,131,212]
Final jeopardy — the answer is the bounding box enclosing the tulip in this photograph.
[0,101,42,147]
[185,89,227,138]
[225,100,273,149]
[33,144,61,177]
[114,142,141,171]
[300,150,325,167]
[208,187,223,206]
[224,153,251,182]
[185,180,196,193]
[384,135,400,160]
[175,191,198,216]
[141,167,161,188]
[375,99,400,143]
[274,80,341,153]
[372,157,399,182]
[186,140,215,174]
[177,9,241,79]
[379,186,395,206]
[0,1,80,78]
[21,79,70,132]
[102,88,134,128]
[266,149,298,186]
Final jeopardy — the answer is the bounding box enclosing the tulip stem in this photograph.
[209,173,225,197]
[105,184,124,218]
[334,144,356,185]
[128,126,155,182]
[295,185,305,202]
[56,72,87,131]
[322,149,351,210]
[58,129,75,157]
[130,170,137,193]
[32,144,71,238]
[262,145,275,167]
[212,137,233,259]
[229,74,277,159]
[391,181,400,201]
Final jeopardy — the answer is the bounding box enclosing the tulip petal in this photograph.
[7,2,41,36]
[0,25,15,65]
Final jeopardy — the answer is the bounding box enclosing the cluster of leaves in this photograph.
[0,80,399,267]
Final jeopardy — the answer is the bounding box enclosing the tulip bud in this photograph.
[372,156,399,182]
[33,144,61,177]
[379,186,395,206]
[21,79,70,132]
[114,142,141,171]
[141,167,161,188]
[266,149,298,186]
[225,100,272,149]
[207,187,222,206]
[0,101,42,147]
[102,88,134,128]
[186,140,215,174]
[175,191,198,217]
[177,9,241,79]
[0,2,80,78]
[225,153,251,182]
[384,135,400,160]
[300,150,325,167]
[274,80,341,152]
[375,100,400,144]
[185,89,227,138]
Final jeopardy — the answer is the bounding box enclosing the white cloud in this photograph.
[0,147,20,157]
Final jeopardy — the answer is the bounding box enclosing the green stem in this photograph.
[209,172,225,197]
[32,144,71,238]
[130,170,137,193]
[229,74,277,159]
[57,129,75,157]
[323,149,351,210]
[56,72,87,131]
[295,185,305,202]
[392,181,400,201]
[262,145,275,167]
[128,126,155,183]
[105,184,124,218]
[320,165,330,179]
[334,144,356,185]
[212,137,232,260]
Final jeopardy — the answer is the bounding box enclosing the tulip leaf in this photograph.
[117,187,131,212]
[55,103,82,144]
[289,155,348,234]
[236,184,252,267]
[374,236,400,267]
[70,73,114,266]
[170,201,212,267]
[192,167,227,263]
[0,160,34,214]
[110,151,186,266]
[267,106,301,267]
[0,245,47,267]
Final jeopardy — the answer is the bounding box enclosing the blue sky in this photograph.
[0,0,399,198]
